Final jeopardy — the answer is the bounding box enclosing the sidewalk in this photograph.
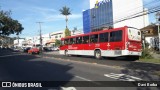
[151,52,160,59]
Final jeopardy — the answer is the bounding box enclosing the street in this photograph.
[0,49,159,90]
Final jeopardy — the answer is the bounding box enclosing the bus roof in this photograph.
[61,26,128,40]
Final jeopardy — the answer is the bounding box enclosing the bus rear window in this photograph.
[128,28,141,41]
[138,31,140,35]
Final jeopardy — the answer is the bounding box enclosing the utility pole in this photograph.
[142,8,147,50]
[156,12,160,52]
[36,22,43,53]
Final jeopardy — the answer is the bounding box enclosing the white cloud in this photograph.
[30,6,56,14]
[44,14,82,22]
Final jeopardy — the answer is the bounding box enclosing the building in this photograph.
[46,31,64,47]
[141,24,159,49]
[47,29,83,47]
[32,34,50,47]
[0,36,14,48]
[22,37,33,47]
[71,28,83,36]
[14,38,25,48]
[83,0,149,33]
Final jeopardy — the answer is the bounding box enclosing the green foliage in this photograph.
[59,6,71,28]
[55,39,61,47]
[59,6,71,16]
[0,9,24,36]
[140,48,153,59]
[64,28,71,37]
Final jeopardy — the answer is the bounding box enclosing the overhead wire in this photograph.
[91,0,160,29]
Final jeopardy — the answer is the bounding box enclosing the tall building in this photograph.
[83,0,149,33]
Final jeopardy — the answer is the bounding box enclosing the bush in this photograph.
[140,48,153,59]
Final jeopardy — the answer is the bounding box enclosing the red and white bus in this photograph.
[59,26,142,60]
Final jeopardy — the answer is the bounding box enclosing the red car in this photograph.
[28,48,40,54]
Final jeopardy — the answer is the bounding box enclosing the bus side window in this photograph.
[69,38,73,44]
[90,34,98,43]
[76,37,82,44]
[100,32,108,42]
[64,39,69,45]
[61,40,64,46]
[73,38,76,44]
[110,30,122,42]
[69,38,76,44]
[117,30,122,41]
[83,36,89,44]
[110,32,115,42]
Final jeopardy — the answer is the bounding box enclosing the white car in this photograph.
[53,47,59,51]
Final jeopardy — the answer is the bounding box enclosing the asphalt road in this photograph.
[42,51,160,76]
[0,49,159,90]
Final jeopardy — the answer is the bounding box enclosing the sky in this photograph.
[0,0,159,38]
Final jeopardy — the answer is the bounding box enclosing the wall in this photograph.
[14,39,25,47]
[112,0,149,29]
[88,0,149,30]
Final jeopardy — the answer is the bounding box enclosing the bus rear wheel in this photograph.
[94,50,102,59]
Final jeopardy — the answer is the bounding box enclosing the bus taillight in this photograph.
[126,42,130,50]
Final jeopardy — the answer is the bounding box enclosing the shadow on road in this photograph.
[121,62,160,90]
[0,49,75,90]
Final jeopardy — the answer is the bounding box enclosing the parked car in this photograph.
[13,48,19,52]
[43,47,52,51]
[23,47,31,53]
[53,47,59,51]
[28,47,40,54]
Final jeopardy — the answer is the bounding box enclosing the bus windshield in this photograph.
[128,28,141,41]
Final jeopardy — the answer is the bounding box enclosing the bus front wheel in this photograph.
[94,50,102,60]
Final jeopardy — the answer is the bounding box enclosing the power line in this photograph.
[91,5,160,29]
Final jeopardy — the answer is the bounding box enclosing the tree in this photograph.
[0,9,23,36]
[64,28,71,37]
[55,39,61,47]
[59,6,71,29]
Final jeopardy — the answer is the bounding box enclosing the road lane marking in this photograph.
[61,87,76,90]
[75,76,92,81]
[0,54,22,58]
[75,76,101,85]
[104,73,142,81]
